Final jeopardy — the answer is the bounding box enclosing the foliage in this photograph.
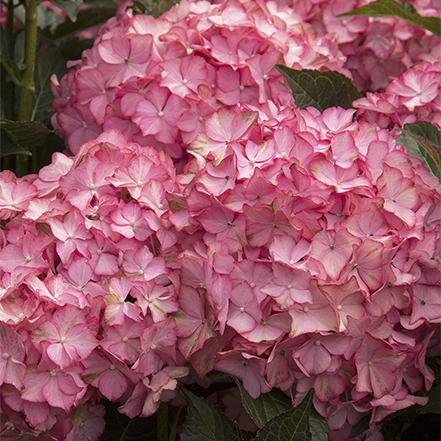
[275,66,362,111]
[338,0,441,37]
[397,121,441,181]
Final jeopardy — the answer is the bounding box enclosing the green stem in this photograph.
[19,0,37,122]
[1,60,22,86]
[157,402,168,441]
[168,406,182,441]
[16,0,38,176]
[5,0,14,34]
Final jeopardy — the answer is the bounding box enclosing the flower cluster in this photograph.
[0,131,189,440]
[1,103,440,439]
[50,0,441,157]
[293,0,441,93]
[354,60,441,130]
[51,0,352,156]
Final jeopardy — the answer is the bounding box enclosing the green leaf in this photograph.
[58,38,95,61]
[254,389,314,441]
[396,121,441,181]
[47,6,118,40]
[235,380,292,429]
[37,3,65,33]
[232,422,255,441]
[13,30,26,70]
[84,0,120,6]
[49,0,84,22]
[0,119,54,150]
[338,0,441,37]
[1,128,32,157]
[181,389,235,441]
[418,383,441,415]
[206,370,232,383]
[380,417,406,441]
[400,414,441,441]
[98,399,157,441]
[32,37,69,125]
[309,410,328,441]
[275,66,362,112]
[132,0,159,15]
[349,415,370,439]
[152,0,180,18]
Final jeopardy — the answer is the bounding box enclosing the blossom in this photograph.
[0,323,26,390]
[189,108,258,165]
[31,306,99,369]
[353,334,406,398]
[21,354,86,412]
[214,351,271,399]
[310,229,360,281]
[97,31,153,87]
[82,351,140,401]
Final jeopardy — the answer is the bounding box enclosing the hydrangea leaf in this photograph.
[33,37,69,125]
[0,129,32,157]
[1,119,54,150]
[338,0,441,37]
[48,0,83,22]
[152,0,180,18]
[37,3,65,33]
[98,399,157,441]
[48,6,118,40]
[275,66,362,112]
[234,379,292,429]
[349,415,370,439]
[131,0,160,15]
[181,389,234,441]
[309,410,329,441]
[396,121,441,181]
[232,422,255,441]
[418,383,441,415]
[254,389,314,441]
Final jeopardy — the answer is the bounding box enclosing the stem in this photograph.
[168,406,182,441]
[5,0,14,34]
[19,0,37,122]
[157,402,168,441]
[16,0,38,176]
[1,60,22,86]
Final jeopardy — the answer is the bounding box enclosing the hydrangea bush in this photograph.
[0,0,440,440]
